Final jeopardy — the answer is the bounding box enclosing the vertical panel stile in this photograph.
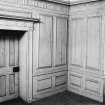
[33,19,40,73]
[14,36,19,95]
[68,16,73,66]
[53,16,57,67]
[28,29,33,102]
[83,17,87,91]
[5,34,9,97]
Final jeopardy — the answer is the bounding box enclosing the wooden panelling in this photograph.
[84,76,102,96]
[32,14,68,101]
[9,74,15,94]
[38,15,53,68]
[86,16,101,71]
[55,17,68,66]
[27,0,69,15]
[1,0,17,3]
[83,75,103,102]
[15,39,19,66]
[68,4,104,101]
[55,73,67,87]
[37,78,52,92]
[70,18,85,67]
[0,0,26,4]
[0,76,6,97]
[9,35,19,66]
[56,18,62,65]
[0,30,21,102]
[9,39,15,66]
[61,18,68,65]
[33,75,52,96]
[0,36,5,67]
[68,72,83,89]
[33,71,67,99]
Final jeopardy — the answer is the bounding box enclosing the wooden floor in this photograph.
[0,91,104,105]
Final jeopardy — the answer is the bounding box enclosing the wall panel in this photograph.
[0,76,6,97]
[86,16,101,72]
[0,36,5,67]
[68,72,83,90]
[55,17,68,66]
[55,72,67,87]
[56,18,62,66]
[68,3,104,102]
[9,74,15,94]
[38,15,53,68]
[61,18,68,65]
[70,18,85,67]
[84,75,103,102]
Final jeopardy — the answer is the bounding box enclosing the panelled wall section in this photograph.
[68,2,105,102]
[1,0,105,103]
[0,0,69,103]
[32,14,68,100]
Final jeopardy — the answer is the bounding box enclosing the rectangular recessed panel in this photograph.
[9,74,15,94]
[86,16,101,70]
[37,77,52,92]
[55,75,66,86]
[61,18,67,65]
[0,36,5,67]
[38,15,53,68]
[9,39,15,66]
[15,39,19,66]
[0,76,6,97]
[71,18,85,67]
[55,18,62,66]
[69,74,82,88]
[85,78,100,94]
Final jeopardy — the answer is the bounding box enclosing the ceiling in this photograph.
[47,0,98,4]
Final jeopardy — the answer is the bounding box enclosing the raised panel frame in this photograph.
[86,16,102,73]
[69,17,86,69]
[55,16,68,67]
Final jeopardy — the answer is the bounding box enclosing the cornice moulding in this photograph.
[43,0,102,6]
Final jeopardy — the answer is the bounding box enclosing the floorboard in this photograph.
[0,91,104,105]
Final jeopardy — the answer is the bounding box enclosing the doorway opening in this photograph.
[0,29,26,102]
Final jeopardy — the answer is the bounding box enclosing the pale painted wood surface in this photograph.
[0,31,19,102]
[32,13,68,101]
[0,0,69,103]
[38,15,53,68]
[68,1,105,102]
[56,17,68,66]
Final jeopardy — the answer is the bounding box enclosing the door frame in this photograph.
[0,18,33,103]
